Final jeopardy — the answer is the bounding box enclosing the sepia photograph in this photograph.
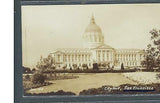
[22,4,160,96]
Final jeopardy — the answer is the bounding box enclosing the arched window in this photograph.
[58,54,60,62]
[90,35,92,42]
[75,55,77,61]
[78,55,80,61]
[95,35,97,42]
[68,55,70,62]
[99,37,101,42]
[82,54,84,62]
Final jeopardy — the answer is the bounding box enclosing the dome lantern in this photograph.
[90,15,95,24]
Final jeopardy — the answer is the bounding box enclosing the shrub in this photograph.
[82,64,88,70]
[31,72,46,84]
[101,63,107,68]
[23,66,32,74]
[156,73,160,79]
[72,64,77,69]
[62,65,67,70]
[24,75,30,80]
[93,63,99,70]
[24,90,76,96]
[32,68,36,73]
[121,63,124,70]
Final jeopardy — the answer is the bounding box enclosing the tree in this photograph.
[98,63,102,67]
[23,66,32,74]
[156,73,160,79]
[114,60,119,66]
[121,63,124,70]
[24,74,30,80]
[156,56,160,69]
[82,64,87,70]
[36,54,55,71]
[107,63,110,69]
[101,63,107,68]
[31,72,46,84]
[86,66,89,69]
[70,67,72,70]
[141,60,146,67]
[62,64,67,70]
[142,29,160,69]
[32,68,36,73]
[93,63,99,70]
[72,64,77,69]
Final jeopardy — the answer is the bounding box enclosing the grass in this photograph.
[23,80,52,91]
[25,73,137,95]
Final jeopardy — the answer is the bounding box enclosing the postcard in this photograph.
[21,4,160,96]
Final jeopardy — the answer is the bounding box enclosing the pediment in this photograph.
[94,44,114,49]
[53,50,65,54]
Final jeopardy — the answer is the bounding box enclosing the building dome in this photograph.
[85,17,102,33]
[83,15,104,48]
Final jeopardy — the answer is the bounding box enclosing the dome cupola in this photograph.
[83,15,104,48]
[85,15,102,33]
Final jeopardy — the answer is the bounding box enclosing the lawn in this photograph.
[122,72,160,84]
[26,73,137,95]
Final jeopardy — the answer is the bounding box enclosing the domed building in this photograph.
[51,15,145,70]
[83,15,104,48]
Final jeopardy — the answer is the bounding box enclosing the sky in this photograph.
[22,4,160,68]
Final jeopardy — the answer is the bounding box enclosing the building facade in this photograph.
[51,16,145,69]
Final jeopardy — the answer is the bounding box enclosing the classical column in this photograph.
[76,54,78,62]
[110,52,112,61]
[59,55,61,62]
[105,51,107,61]
[62,54,64,62]
[109,51,111,61]
[92,34,94,42]
[69,54,71,62]
[111,51,113,61]
[121,54,123,62]
[101,50,103,62]
[106,51,108,61]
[81,54,82,62]
[98,51,100,62]
[70,54,72,62]
[97,51,99,62]
[57,55,59,62]
[66,55,68,62]
[72,54,74,62]
[74,54,75,62]
[63,54,65,62]
[134,54,136,61]
[67,55,69,62]
[86,54,88,62]
[79,54,80,62]
[93,34,95,42]
[111,52,114,61]
[132,54,134,61]
[135,54,138,61]
[88,54,90,62]
[60,54,62,62]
